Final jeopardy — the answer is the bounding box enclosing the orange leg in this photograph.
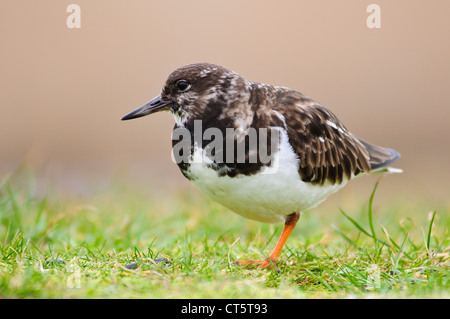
[235,213,300,269]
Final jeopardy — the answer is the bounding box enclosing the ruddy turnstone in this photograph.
[122,63,401,268]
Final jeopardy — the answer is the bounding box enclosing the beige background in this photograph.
[1,1,449,203]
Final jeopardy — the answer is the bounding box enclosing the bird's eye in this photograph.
[176,80,191,92]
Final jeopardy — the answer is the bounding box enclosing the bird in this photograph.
[121,63,401,268]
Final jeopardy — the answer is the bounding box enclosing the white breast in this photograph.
[185,129,347,224]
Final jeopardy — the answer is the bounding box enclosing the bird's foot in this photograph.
[234,257,276,269]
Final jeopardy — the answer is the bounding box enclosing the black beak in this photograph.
[121,94,172,120]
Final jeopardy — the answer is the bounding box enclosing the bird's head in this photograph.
[121,63,250,127]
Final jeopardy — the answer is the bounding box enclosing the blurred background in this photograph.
[1,1,449,206]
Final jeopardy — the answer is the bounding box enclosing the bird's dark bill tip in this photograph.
[121,94,171,121]
[121,110,144,121]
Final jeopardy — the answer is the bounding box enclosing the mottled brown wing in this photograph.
[273,93,372,185]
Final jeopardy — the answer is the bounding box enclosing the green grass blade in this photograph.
[339,209,372,237]
[368,180,379,249]
[426,210,437,252]
[304,269,336,292]
[5,183,22,239]
[331,224,361,249]
[339,182,391,250]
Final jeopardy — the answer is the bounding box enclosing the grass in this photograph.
[0,174,449,299]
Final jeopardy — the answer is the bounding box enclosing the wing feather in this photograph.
[271,91,372,185]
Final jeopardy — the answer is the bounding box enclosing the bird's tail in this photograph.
[358,138,403,174]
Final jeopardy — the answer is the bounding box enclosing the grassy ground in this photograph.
[0,175,448,299]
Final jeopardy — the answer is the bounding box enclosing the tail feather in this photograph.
[358,139,401,171]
